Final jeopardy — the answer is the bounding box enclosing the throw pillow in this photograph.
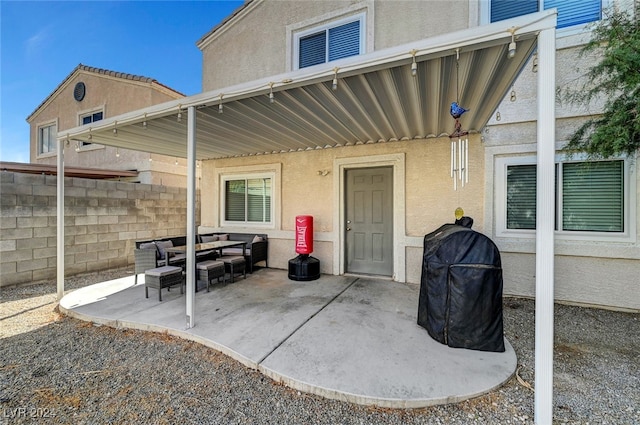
[154,240,174,260]
[139,242,159,259]
[201,235,219,243]
[218,234,229,241]
[252,235,263,244]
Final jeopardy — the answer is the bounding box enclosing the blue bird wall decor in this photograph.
[450,102,469,119]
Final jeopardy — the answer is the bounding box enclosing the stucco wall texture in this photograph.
[196,0,639,311]
[29,70,187,187]
[200,0,469,91]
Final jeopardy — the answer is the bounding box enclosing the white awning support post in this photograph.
[535,25,556,425]
[186,106,197,328]
[56,138,65,300]
[56,139,65,301]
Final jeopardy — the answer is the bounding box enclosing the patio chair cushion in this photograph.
[139,242,159,259]
[169,253,187,265]
[146,265,182,277]
[154,240,174,260]
[196,260,225,271]
[201,235,219,243]
[221,247,251,256]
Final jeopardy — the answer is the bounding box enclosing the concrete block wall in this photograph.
[0,171,198,287]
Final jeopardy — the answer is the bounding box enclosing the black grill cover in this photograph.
[417,223,505,352]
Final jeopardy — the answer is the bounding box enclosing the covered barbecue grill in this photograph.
[417,222,505,352]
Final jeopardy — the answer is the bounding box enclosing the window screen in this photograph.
[506,164,537,229]
[225,177,272,224]
[298,18,361,69]
[562,161,623,232]
[505,160,625,233]
[38,124,57,154]
[490,0,601,29]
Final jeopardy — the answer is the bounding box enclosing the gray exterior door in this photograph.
[345,167,393,276]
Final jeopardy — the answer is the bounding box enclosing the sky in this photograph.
[0,0,244,163]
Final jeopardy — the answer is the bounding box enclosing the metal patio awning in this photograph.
[59,11,556,158]
[56,10,560,423]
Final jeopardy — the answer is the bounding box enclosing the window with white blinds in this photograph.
[490,0,601,29]
[505,160,625,233]
[296,14,364,69]
[224,177,272,225]
[38,123,57,155]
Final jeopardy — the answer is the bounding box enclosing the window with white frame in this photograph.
[490,0,602,29]
[294,13,365,69]
[222,175,273,226]
[78,110,103,148]
[497,156,633,239]
[38,123,57,155]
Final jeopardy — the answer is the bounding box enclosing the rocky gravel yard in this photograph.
[1,268,638,424]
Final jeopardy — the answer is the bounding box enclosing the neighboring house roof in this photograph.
[0,161,138,179]
[196,0,255,49]
[26,63,185,122]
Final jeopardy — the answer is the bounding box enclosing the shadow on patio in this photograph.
[60,268,516,408]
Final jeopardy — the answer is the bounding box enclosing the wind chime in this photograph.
[450,48,469,193]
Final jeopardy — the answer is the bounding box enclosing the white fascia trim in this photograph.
[332,153,406,282]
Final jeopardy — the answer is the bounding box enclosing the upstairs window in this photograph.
[79,110,103,148]
[38,123,57,155]
[81,110,103,125]
[295,14,364,69]
[490,0,602,29]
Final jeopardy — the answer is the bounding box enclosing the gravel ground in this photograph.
[1,269,639,424]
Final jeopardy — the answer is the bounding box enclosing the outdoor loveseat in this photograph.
[198,232,268,273]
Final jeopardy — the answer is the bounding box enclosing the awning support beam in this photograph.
[186,106,197,328]
[56,139,65,300]
[534,26,556,425]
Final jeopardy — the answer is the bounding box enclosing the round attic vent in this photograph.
[73,82,86,101]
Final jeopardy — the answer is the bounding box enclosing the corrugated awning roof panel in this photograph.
[60,11,556,160]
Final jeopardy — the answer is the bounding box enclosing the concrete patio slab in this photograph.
[60,269,517,408]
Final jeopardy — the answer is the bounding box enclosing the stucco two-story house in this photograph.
[27,64,189,186]
[62,0,639,311]
[194,0,638,311]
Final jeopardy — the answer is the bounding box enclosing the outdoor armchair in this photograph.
[134,248,158,285]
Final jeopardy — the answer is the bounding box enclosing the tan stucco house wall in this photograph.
[194,0,639,311]
[27,65,188,187]
[197,0,470,91]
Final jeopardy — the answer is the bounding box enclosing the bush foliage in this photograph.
[563,4,640,158]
